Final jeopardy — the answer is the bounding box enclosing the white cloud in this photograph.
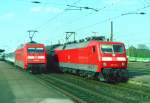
[0,12,15,20]
[31,6,63,13]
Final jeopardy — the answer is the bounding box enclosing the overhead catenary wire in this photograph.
[72,4,150,32]
[31,0,69,6]
[15,0,67,6]
[33,0,116,32]
[65,2,116,23]
[34,0,82,30]
[137,4,150,11]
[32,0,121,33]
[66,5,99,12]
[73,15,121,32]
[28,0,150,42]
[51,2,118,32]
[48,0,149,39]
[35,0,149,31]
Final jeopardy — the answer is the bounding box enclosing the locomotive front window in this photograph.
[28,48,35,53]
[28,48,44,53]
[101,44,124,53]
[101,45,113,53]
[113,45,124,53]
[36,48,44,53]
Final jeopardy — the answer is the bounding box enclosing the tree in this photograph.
[127,44,150,58]
[137,44,149,50]
[127,45,137,57]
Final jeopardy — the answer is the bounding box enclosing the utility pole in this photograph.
[27,30,38,42]
[65,32,76,43]
[110,21,113,41]
[109,12,145,42]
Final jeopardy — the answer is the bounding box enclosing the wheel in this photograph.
[30,68,36,74]
[118,69,129,82]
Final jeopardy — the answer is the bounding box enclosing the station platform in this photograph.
[0,61,74,103]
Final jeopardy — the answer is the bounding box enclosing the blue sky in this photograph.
[0,0,150,52]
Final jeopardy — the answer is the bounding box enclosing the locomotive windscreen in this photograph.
[101,44,124,53]
[28,48,44,53]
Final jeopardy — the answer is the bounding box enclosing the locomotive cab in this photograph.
[100,43,127,69]
[99,42,128,82]
[26,45,47,73]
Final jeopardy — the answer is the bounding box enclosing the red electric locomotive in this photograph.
[15,41,47,74]
[54,37,128,82]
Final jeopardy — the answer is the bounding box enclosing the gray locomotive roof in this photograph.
[46,44,61,50]
[16,41,41,50]
[56,41,90,50]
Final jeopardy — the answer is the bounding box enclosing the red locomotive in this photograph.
[15,41,47,74]
[53,37,128,82]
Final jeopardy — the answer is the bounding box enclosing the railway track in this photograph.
[36,74,120,103]
[34,75,86,103]
[35,73,150,103]
[5,62,150,103]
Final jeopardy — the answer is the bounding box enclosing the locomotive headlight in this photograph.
[38,56,45,59]
[103,62,107,66]
[27,56,34,59]
[117,57,126,61]
[122,62,125,66]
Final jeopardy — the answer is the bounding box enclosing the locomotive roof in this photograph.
[55,40,124,50]
[16,42,44,50]
[56,41,90,50]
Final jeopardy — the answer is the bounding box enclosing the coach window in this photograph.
[92,46,96,53]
